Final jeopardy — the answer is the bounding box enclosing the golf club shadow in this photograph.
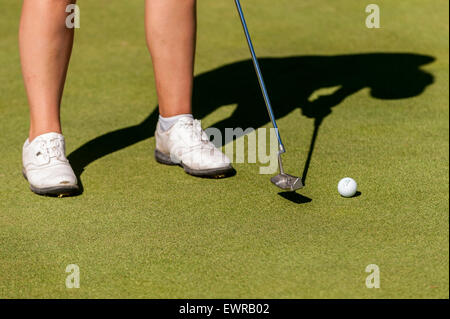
[68,53,435,194]
[278,192,312,204]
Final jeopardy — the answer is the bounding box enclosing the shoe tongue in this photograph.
[35,132,64,142]
[30,132,64,147]
[178,117,194,125]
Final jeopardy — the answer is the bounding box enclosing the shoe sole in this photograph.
[154,149,235,178]
[22,170,79,198]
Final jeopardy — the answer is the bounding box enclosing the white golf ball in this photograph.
[338,177,358,198]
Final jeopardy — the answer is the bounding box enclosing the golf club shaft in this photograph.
[234,0,285,154]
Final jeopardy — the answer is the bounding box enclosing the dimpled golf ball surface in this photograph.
[338,177,358,198]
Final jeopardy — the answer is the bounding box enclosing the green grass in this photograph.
[0,0,448,298]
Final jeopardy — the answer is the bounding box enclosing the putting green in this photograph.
[0,0,448,298]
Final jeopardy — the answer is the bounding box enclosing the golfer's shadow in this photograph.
[68,53,435,195]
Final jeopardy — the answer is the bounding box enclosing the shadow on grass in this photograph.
[278,192,312,204]
[350,191,362,198]
[68,53,435,194]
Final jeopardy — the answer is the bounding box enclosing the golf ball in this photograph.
[338,177,358,198]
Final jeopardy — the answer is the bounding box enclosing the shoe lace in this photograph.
[178,118,210,144]
[36,138,63,161]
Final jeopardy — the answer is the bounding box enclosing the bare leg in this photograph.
[19,0,75,141]
[145,0,197,117]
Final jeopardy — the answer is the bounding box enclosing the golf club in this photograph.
[234,0,304,192]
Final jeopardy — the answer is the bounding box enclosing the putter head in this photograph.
[271,173,304,192]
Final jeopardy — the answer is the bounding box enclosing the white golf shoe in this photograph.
[155,117,234,177]
[22,132,79,196]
